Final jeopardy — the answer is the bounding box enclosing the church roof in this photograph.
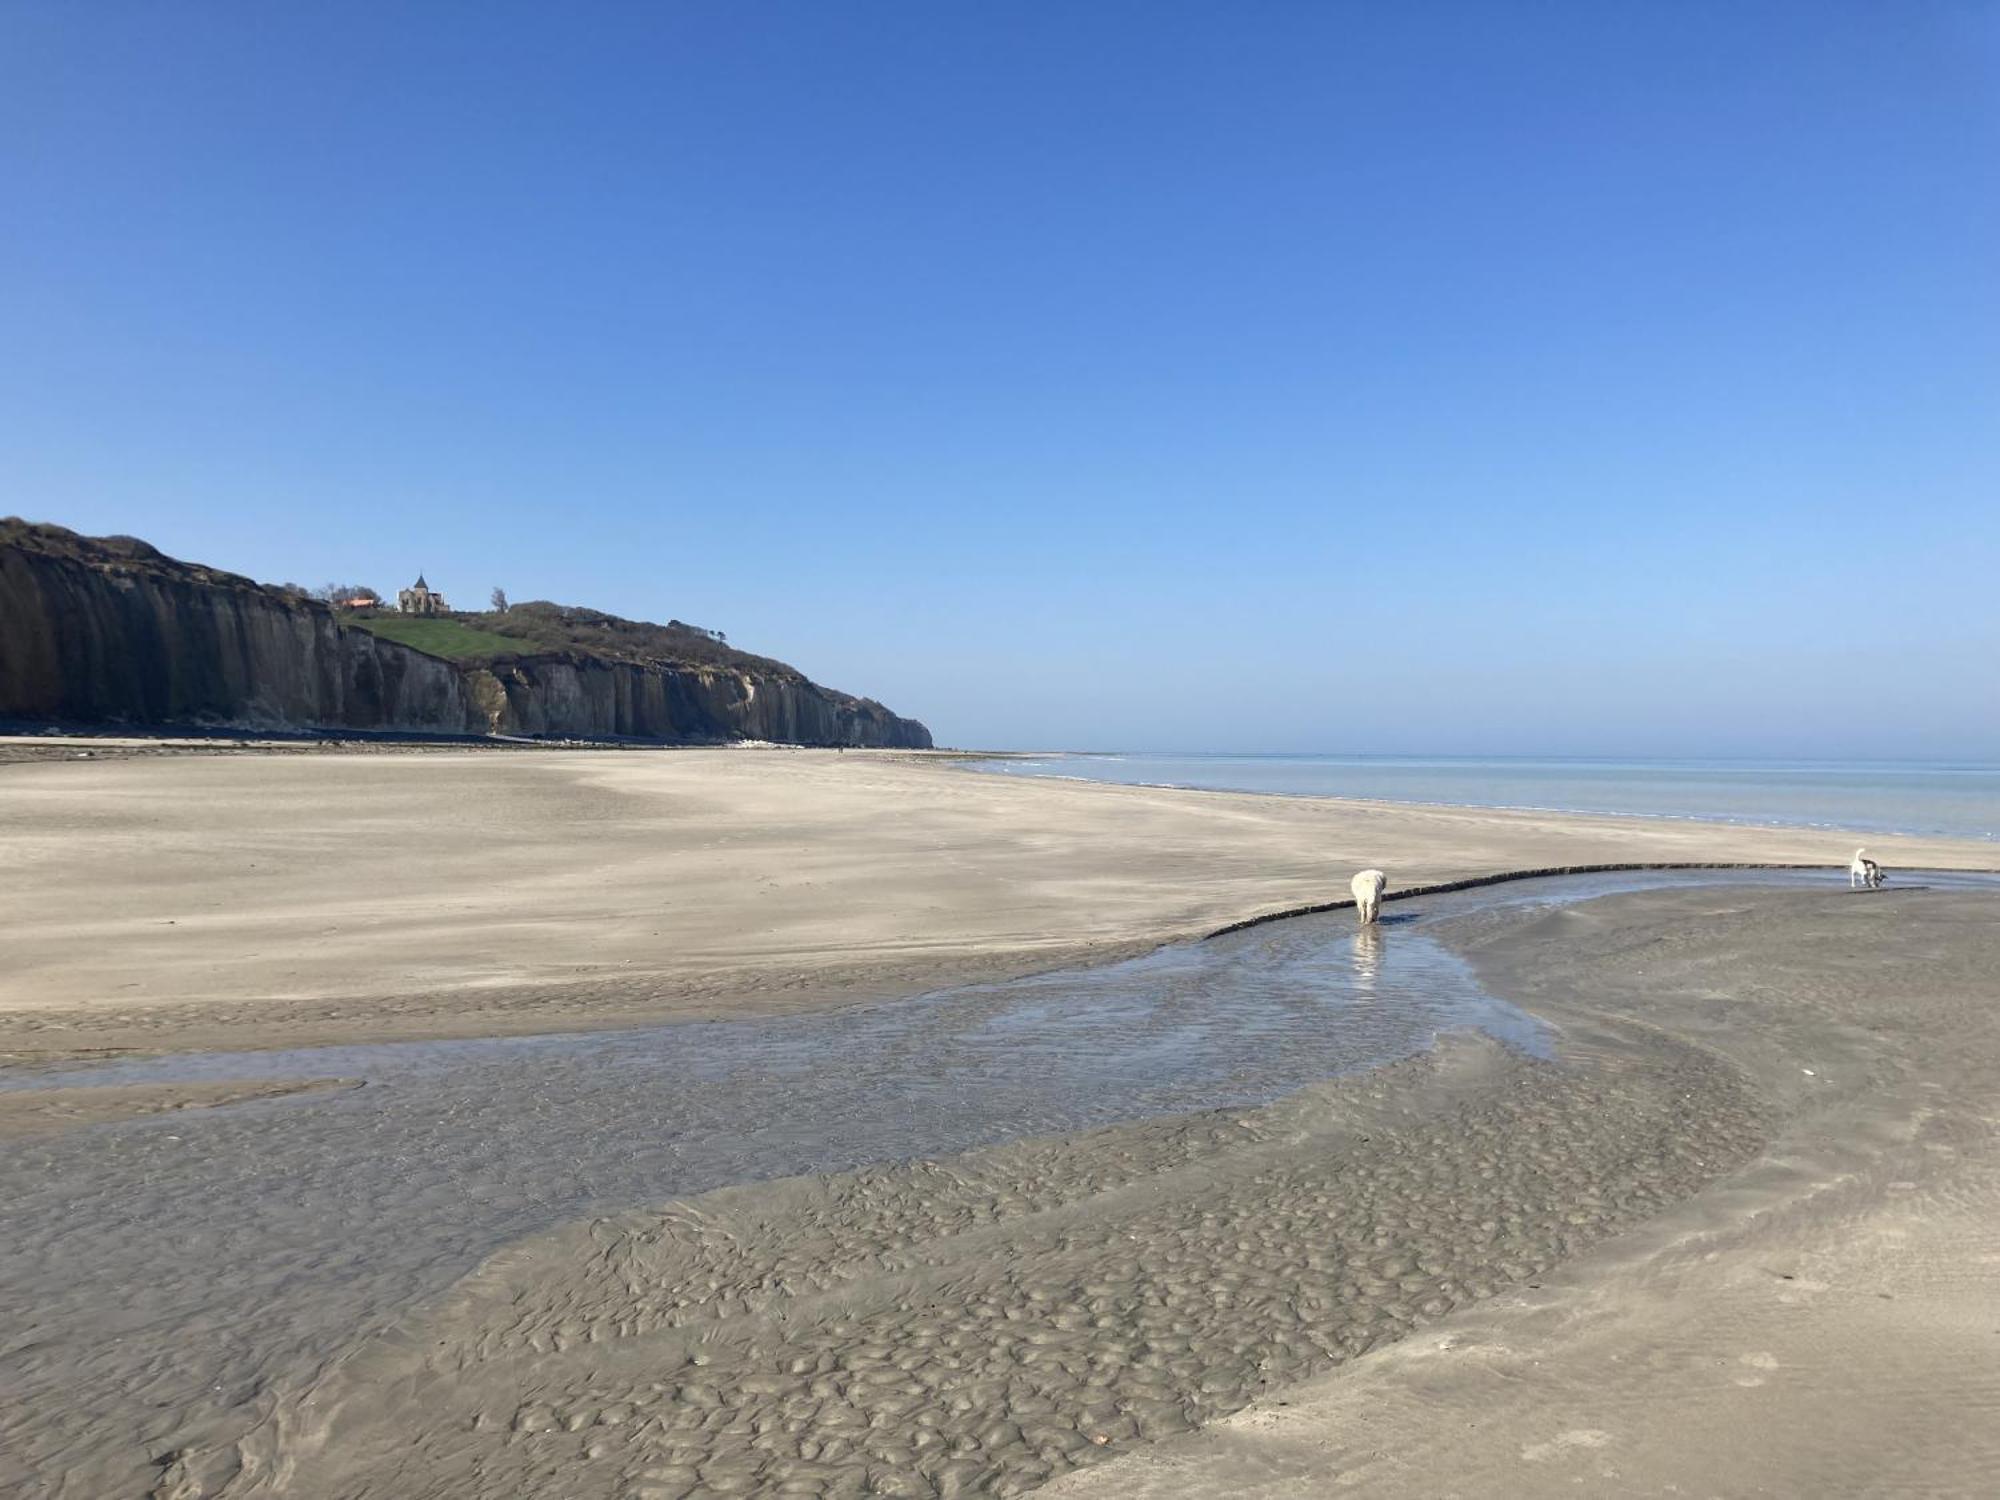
[413,574,428,589]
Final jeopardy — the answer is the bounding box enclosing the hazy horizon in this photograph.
[966,750,2000,843]
[5,3,1995,758]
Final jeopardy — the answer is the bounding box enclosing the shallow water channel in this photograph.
[5,868,1994,1494]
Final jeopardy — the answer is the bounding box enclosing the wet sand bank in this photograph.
[264,1029,1765,1499]
[1048,884,2000,1498]
[0,1077,357,1140]
[2,867,1612,1499]
[10,874,1995,1497]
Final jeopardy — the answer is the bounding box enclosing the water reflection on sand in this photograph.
[6,867,1999,1494]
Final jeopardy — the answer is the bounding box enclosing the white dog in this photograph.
[1350,868,1388,924]
[1849,847,1884,890]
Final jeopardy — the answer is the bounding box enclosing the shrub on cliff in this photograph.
[472,601,800,678]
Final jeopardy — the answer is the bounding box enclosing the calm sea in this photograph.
[966,754,2000,842]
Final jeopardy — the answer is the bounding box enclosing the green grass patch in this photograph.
[348,614,526,662]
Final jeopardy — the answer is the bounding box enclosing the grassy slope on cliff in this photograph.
[473,601,807,681]
[348,603,824,686]
[346,615,539,661]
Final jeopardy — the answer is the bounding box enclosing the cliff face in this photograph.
[466,658,930,746]
[0,521,933,748]
[0,526,476,733]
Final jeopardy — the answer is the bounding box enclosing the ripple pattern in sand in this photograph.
[5,869,1981,1498]
[273,1033,1767,1498]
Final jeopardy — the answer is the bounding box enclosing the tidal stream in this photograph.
[6,867,1995,1496]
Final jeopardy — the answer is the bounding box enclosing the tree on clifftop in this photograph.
[490,586,509,611]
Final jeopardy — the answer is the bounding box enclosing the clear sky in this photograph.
[3,2,1995,755]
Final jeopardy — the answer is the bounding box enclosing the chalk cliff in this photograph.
[0,520,933,748]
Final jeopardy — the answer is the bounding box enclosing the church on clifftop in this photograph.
[398,575,448,615]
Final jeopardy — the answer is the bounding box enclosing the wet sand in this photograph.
[1,746,1990,1059]
[1048,886,2000,1498]
[262,1031,1768,1499]
[0,1078,356,1139]
[8,874,1999,1497]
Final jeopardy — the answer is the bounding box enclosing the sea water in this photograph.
[966,754,2000,842]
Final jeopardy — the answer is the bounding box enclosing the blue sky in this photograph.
[3,2,1995,754]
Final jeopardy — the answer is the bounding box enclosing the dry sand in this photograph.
[0,746,1988,1059]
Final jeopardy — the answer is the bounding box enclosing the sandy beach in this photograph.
[4,748,1999,1498]
[14,6,1993,1496]
[1,746,1989,1059]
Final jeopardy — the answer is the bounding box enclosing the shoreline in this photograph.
[12,730,1994,843]
[956,754,2000,845]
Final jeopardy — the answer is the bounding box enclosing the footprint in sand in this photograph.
[1735,1350,1780,1386]
[1520,1428,1613,1463]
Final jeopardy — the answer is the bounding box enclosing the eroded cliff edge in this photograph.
[0,520,933,748]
